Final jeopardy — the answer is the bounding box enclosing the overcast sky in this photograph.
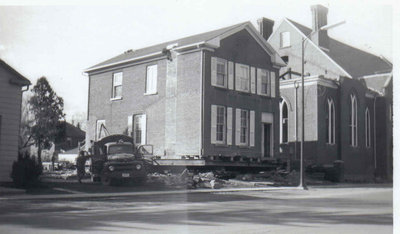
[0,0,394,120]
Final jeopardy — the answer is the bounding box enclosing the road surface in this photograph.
[0,186,392,234]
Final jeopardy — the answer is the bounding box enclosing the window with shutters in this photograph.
[216,106,226,143]
[112,72,123,99]
[280,99,288,143]
[216,61,227,87]
[365,108,371,148]
[145,65,158,94]
[349,93,358,147]
[211,57,227,88]
[236,64,250,92]
[258,69,270,95]
[134,114,146,145]
[326,98,335,144]
[280,31,290,48]
[240,109,248,144]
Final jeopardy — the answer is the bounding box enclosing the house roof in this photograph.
[0,59,31,86]
[60,147,79,155]
[286,19,392,78]
[359,73,392,94]
[64,122,85,139]
[86,21,285,72]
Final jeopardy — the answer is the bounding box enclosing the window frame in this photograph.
[260,69,270,96]
[215,105,226,144]
[112,72,123,99]
[326,98,335,145]
[216,59,227,88]
[239,109,249,145]
[133,114,146,145]
[280,31,291,48]
[145,64,158,95]
[349,93,358,147]
[280,99,289,144]
[236,64,250,92]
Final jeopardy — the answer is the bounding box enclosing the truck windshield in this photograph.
[108,145,134,154]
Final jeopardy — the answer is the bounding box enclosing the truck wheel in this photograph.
[101,176,112,186]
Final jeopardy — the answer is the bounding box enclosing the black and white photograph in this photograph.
[0,0,396,233]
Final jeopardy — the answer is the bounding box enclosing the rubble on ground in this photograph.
[146,168,313,189]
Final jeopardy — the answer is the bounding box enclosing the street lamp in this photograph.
[298,21,345,190]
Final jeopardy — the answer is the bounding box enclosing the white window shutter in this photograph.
[235,108,241,145]
[250,110,255,147]
[235,64,240,91]
[127,115,133,137]
[227,107,233,145]
[152,65,158,93]
[223,60,228,88]
[141,115,147,145]
[228,61,234,90]
[211,57,217,86]
[271,71,276,97]
[250,67,256,94]
[211,105,217,144]
[257,68,262,95]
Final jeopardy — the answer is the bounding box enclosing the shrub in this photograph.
[10,151,42,188]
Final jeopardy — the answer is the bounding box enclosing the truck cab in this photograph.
[90,135,148,185]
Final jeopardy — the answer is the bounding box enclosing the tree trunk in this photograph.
[37,141,42,166]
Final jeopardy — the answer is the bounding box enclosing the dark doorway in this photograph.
[263,123,271,157]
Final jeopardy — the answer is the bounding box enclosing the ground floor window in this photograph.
[240,109,249,144]
[134,114,146,145]
[280,99,288,143]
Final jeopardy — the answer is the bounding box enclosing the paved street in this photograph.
[0,186,392,234]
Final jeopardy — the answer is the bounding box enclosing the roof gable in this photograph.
[0,59,31,86]
[284,19,392,78]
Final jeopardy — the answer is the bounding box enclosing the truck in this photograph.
[89,134,152,185]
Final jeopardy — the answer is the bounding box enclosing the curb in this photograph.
[0,186,297,201]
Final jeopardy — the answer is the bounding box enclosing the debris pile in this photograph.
[146,169,303,189]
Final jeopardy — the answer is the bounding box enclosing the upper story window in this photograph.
[211,57,228,88]
[349,93,358,147]
[257,68,270,96]
[146,65,158,95]
[235,63,250,92]
[365,108,371,148]
[280,99,288,143]
[326,98,335,144]
[280,32,290,48]
[216,61,227,86]
[112,72,123,99]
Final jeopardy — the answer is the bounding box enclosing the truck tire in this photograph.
[101,176,113,186]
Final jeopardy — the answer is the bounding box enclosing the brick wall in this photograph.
[87,59,168,156]
[202,29,280,158]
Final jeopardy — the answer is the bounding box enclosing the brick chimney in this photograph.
[257,17,274,41]
[310,4,329,49]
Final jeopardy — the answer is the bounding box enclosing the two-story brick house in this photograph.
[85,22,285,163]
[266,5,392,180]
